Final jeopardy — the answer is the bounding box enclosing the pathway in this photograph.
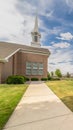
[3,81,73,130]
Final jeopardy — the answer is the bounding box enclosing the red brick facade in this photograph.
[17,52,48,80]
[0,51,48,83]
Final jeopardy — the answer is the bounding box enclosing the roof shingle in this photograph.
[0,42,50,62]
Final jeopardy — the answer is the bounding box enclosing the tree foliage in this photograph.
[66,72,70,78]
[55,69,62,78]
[47,72,52,80]
[51,71,54,77]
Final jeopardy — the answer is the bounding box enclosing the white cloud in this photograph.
[66,0,73,13]
[40,23,62,45]
[0,0,64,45]
[48,47,73,74]
[52,42,70,48]
[0,0,73,75]
[0,0,35,45]
[49,61,73,75]
[42,45,73,74]
[0,0,49,45]
[0,0,23,41]
[57,32,73,40]
[37,0,53,12]
[50,27,62,35]
[46,11,53,18]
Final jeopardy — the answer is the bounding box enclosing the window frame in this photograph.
[26,62,44,76]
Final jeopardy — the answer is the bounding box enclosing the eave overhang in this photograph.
[0,47,50,63]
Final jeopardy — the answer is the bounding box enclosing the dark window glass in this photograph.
[34,36,38,42]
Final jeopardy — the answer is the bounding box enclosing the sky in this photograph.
[0,0,73,74]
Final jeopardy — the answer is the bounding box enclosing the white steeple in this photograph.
[34,15,38,32]
[31,13,41,47]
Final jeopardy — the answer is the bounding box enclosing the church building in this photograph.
[0,15,50,83]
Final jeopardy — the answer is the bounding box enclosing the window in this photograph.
[26,62,31,75]
[26,62,44,76]
[32,62,38,69]
[38,69,43,75]
[32,69,38,75]
[26,69,31,75]
[34,36,38,42]
[38,63,43,75]
[39,63,43,69]
[26,62,31,69]
[32,62,38,75]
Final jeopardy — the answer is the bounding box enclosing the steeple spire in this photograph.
[31,13,41,47]
[33,14,38,32]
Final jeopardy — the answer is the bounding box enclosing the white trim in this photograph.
[5,47,50,60]
[31,42,41,47]
[21,48,50,53]
[20,49,50,56]
[5,48,20,60]
[0,46,50,62]
[0,59,8,63]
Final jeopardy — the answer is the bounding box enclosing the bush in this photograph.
[48,76,52,80]
[41,78,48,81]
[31,78,39,81]
[51,77,60,81]
[21,76,29,82]
[25,77,30,81]
[13,75,26,82]
[16,76,30,82]
[6,75,25,84]
[47,73,52,80]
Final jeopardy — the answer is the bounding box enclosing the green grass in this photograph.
[0,84,28,130]
[46,80,73,112]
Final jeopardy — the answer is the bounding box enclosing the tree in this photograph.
[66,72,70,78]
[55,69,62,78]
[47,72,51,80]
[51,71,54,77]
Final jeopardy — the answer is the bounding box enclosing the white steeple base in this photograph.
[31,42,41,47]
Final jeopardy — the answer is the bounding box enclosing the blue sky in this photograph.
[0,0,73,74]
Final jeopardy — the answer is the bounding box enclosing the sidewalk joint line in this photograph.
[4,113,71,129]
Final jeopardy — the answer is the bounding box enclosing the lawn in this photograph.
[0,84,28,130]
[46,80,73,112]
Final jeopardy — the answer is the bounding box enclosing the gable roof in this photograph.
[0,42,50,62]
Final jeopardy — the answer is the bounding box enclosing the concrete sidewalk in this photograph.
[3,81,73,130]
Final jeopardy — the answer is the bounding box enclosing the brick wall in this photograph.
[16,52,48,80]
[1,57,13,83]
[0,63,2,83]
[0,51,48,83]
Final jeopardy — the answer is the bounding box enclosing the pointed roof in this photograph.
[33,15,39,32]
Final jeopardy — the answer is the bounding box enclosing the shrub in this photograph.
[25,77,30,81]
[48,76,52,80]
[6,75,25,84]
[14,75,26,82]
[51,77,60,81]
[31,78,39,81]
[17,75,30,82]
[21,76,28,82]
[41,78,48,81]
[47,73,52,80]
